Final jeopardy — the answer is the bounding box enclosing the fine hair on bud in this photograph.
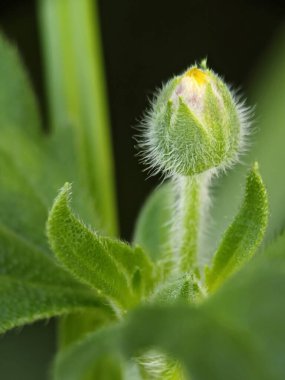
[139,63,252,178]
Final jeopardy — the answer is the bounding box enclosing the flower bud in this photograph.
[141,64,248,176]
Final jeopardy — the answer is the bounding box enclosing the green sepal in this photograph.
[168,98,211,175]
[206,162,268,291]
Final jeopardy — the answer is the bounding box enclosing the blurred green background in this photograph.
[0,0,285,378]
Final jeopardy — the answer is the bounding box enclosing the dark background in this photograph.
[0,0,284,378]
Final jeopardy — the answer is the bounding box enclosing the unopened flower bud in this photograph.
[141,64,249,176]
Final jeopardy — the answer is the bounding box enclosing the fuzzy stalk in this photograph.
[172,173,211,274]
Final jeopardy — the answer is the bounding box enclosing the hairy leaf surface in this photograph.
[0,224,110,334]
[206,163,268,291]
[47,184,155,309]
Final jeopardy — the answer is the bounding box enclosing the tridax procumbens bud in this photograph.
[141,62,249,176]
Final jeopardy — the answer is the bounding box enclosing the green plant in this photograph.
[1,1,285,379]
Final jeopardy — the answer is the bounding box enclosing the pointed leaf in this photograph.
[47,183,155,309]
[206,163,268,291]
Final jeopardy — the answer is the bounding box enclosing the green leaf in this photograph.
[53,327,120,380]
[205,251,285,379]
[206,163,268,291]
[57,311,114,351]
[208,27,285,251]
[0,30,105,258]
[55,247,285,380]
[0,279,105,336]
[0,31,112,350]
[85,355,123,380]
[133,182,173,262]
[0,34,41,136]
[0,222,110,334]
[122,307,269,380]
[0,149,50,252]
[151,273,201,305]
[47,183,156,310]
[263,231,285,257]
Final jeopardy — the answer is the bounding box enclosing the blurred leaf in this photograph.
[0,35,98,257]
[0,149,50,252]
[55,306,264,380]
[39,0,118,236]
[0,34,52,255]
[122,308,268,380]
[0,34,41,136]
[57,311,113,351]
[209,26,285,252]
[133,182,173,261]
[54,323,138,380]
[0,222,110,334]
[55,239,285,380]
[0,279,104,335]
[53,326,120,380]
[124,248,285,380]
[206,163,268,291]
[263,231,285,257]
[87,355,123,380]
[0,28,112,355]
[47,183,156,309]
[205,250,285,379]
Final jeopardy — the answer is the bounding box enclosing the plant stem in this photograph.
[38,0,118,352]
[174,173,210,273]
[38,0,118,236]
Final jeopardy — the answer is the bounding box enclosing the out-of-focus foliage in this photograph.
[209,26,285,252]
[206,164,268,291]
[1,10,285,380]
[133,182,173,262]
[0,34,103,334]
[54,232,285,380]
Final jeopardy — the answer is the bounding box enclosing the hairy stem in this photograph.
[173,173,211,273]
